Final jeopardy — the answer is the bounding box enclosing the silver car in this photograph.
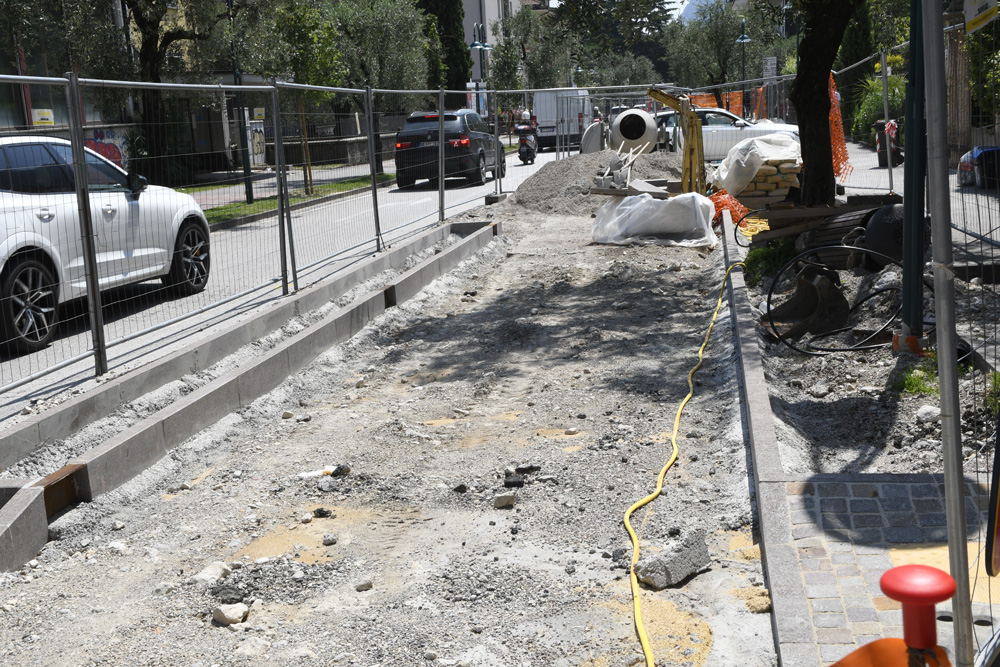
[656,108,799,161]
[0,136,210,352]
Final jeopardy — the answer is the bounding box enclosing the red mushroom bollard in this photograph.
[880,564,956,650]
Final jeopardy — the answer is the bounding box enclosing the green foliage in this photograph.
[966,19,1000,122]
[888,353,939,396]
[743,238,797,286]
[488,25,524,109]
[987,373,1000,416]
[782,53,797,76]
[591,53,659,86]
[202,174,394,225]
[331,0,429,107]
[873,54,904,73]
[417,0,472,96]
[554,0,681,52]
[868,0,909,52]
[851,74,905,145]
[495,6,577,89]
[423,21,446,90]
[833,1,873,123]
[663,0,795,91]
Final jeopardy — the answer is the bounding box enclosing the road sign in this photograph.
[763,57,777,79]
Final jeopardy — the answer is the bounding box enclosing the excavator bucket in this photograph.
[762,264,850,341]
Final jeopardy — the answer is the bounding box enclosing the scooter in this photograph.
[517,132,536,165]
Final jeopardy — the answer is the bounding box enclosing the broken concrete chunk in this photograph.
[916,405,941,423]
[191,561,232,585]
[634,530,710,590]
[494,492,518,509]
[213,602,249,625]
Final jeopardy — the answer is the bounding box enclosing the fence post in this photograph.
[363,86,384,252]
[879,51,895,193]
[63,72,108,377]
[438,89,445,223]
[923,2,974,665]
[493,90,502,195]
[270,83,294,295]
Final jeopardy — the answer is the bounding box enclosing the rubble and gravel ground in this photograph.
[0,152,777,666]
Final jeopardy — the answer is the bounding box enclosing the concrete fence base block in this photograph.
[0,486,47,572]
[0,225,452,472]
[0,220,503,573]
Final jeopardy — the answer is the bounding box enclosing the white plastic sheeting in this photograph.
[592,193,717,248]
[710,133,801,195]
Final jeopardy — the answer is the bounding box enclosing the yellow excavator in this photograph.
[647,88,705,194]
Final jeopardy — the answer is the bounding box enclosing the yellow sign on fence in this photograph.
[967,0,998,33]
[31,109,54,126]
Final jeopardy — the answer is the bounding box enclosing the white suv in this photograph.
[0,136,210,352]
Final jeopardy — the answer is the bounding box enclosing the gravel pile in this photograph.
[514,149,684,216]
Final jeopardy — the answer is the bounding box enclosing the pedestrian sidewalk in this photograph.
[722,219,997,666]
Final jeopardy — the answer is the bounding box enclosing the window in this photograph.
[704,113,734,126]
[466,114,487,133]
[46,143,128,191]
[2,144,74,194]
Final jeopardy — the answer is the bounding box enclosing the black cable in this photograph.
[806,287,902,352]
[733,208,763,248]
[764,245,908,356]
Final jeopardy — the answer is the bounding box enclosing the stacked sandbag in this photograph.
[737,160,801,201]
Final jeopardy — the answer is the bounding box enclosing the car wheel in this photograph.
[1,257,58,353]
[164,220,211,296]
[469,154,486,185]
[498,156,507,179]
[397,171,415,189]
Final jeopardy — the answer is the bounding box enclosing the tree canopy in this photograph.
[417,0,472,96]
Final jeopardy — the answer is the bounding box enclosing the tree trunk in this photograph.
[788,1,865,206]
[137,33,169,185]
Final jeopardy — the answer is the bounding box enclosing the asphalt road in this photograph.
[0,148,558,420]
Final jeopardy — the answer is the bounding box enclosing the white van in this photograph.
[532,89,593,150]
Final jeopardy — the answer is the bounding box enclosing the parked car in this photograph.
[957,147,1000,187]
[394,109,505,188]
[958,149,977,186]
[656,107,799,161]
[0,136,210,352]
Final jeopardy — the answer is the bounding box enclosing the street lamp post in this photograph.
[736,19,751,119]
[469,23,492,115]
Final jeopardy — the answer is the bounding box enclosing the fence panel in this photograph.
[0,75,104,390]
[71,82,290,361]
[372,88,443,238]
[273,84,383,286]
[947,25,1000,664]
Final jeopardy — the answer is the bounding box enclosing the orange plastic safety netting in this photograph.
[709,189,749,227]
[829,73,853,181]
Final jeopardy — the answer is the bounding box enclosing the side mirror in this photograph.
[128,172,148,198]
[734,119,748,128]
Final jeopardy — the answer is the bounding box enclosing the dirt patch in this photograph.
[0,153,774,666]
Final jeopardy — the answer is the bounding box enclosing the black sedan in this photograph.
[394,109,505,188]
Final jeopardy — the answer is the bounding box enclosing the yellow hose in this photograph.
[623,261,745,666]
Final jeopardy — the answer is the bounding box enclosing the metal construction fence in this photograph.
[0,77,523,397]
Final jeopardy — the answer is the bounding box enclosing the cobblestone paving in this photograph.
[784,477,990,665]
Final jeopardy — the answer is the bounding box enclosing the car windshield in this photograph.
[404,115,459,131]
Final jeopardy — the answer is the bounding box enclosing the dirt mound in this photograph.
[513,149,684,216]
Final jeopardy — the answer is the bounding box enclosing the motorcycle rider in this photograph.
[515,110,537,164]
